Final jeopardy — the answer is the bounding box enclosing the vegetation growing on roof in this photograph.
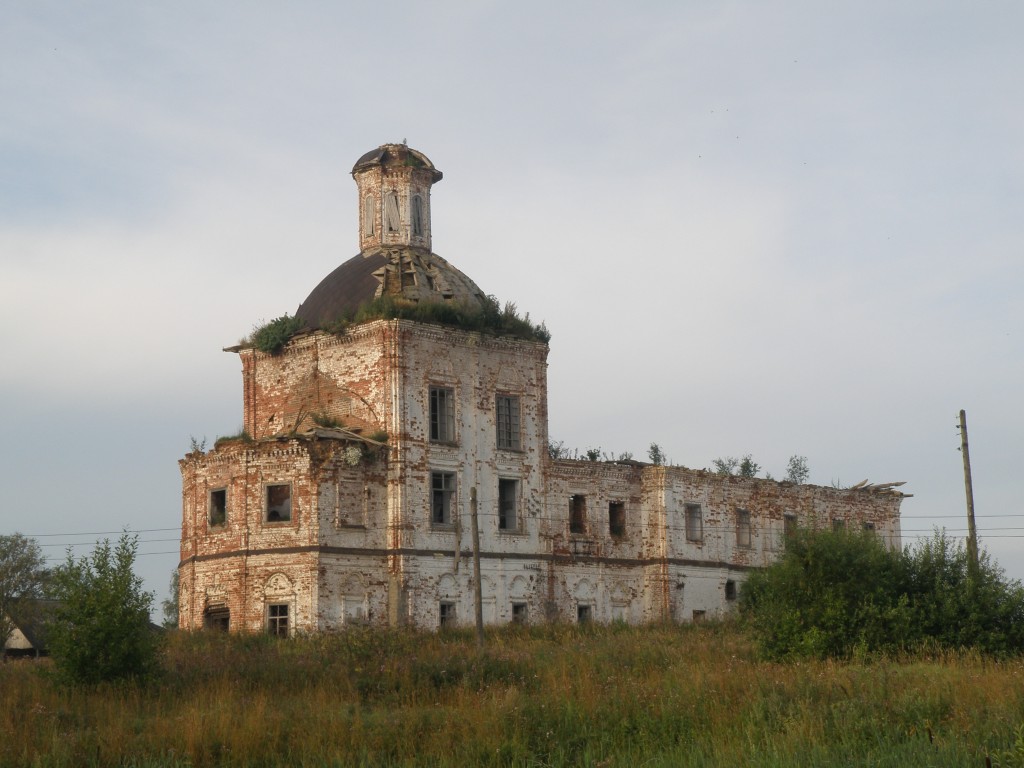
[249,314,307,354]
[214,429,252,449]
[311,412,344,429]
[325,294,551,343]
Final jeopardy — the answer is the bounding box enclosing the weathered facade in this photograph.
[178,143,904,634]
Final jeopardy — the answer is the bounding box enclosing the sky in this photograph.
[2,1,1022,614]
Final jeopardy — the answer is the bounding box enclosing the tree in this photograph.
[737,454,760,478]
[161,569,179,629]
[785,455,810,484]
[712,454,759,477]
[48,533,157,683]
[712,456,739,476]
[648,443,665,466]
[0,534,48,655]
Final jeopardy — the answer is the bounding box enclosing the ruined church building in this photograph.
[178,143,904,634]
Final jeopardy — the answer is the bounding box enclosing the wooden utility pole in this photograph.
[959,409,980,583]
[470,486,484,648]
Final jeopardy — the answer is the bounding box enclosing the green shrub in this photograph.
[340,294,551,343]
[902,532,1024,655]
[742,527,1024,660]
[250,314,306,354]
[741,527,910,660]
[47,534,158,684]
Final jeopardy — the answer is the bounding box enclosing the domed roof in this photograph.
[295,143,483,330]
[294,247,486,330]
[351,143,443,183]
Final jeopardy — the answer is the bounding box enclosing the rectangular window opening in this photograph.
[725,580,737,601]
[429,387,455,443]
[209,489,227,527]
[609,501,626,538]
[784,513,798,537]
[685,503,703,542]
[736,508,751,548]
[832,518,846,532]
[204,607,229,632]
[498,478,518,531]
[692,609,707,623]
[511,602,528,624]
[267,604,289,637]
[862,521,876,533]
[569,494,587,534]
[439,601,456,628]
[577,604,592,624]
[496,395,521,450]
[266,484,291,522]
[432,472,455,526]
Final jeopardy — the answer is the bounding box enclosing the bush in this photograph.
[48,533,158,683]
[347,294,551,343]
[250,314,306,354]
[902,532,1024,655]
[741,527,910,659]
[741,527,1024,660]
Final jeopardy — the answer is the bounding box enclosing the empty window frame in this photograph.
[725,580,737,601]
[429,387,455,443]
[266,484,292,522]
[784,513,798,537]
[736,508,751,548]
[577,604,592,624]
[511,602,528,624]
[862,521,876,533]
[431,472,455,525]
[209,488,227,526]
[204,606,229,632]
[495,395,521,450]
[569,494,587,534]
[439,601,456,628]
[608,501,626,538]
[498,478,518,531]
[411,194,424,237]
[692,609,707,623]
[267,604,289,637]
[685,503,703,542]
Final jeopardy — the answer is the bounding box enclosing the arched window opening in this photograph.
[411,195,424,237]
[363,195,376,236]
[385,193,401,234]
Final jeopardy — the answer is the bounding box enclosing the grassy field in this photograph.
[3,622,1024,767]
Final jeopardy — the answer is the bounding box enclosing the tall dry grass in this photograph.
[3,622,1024,766]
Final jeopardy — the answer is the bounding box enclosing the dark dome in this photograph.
[351,144,442,182]
[295,251,390,329]
[295,248,486,330]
